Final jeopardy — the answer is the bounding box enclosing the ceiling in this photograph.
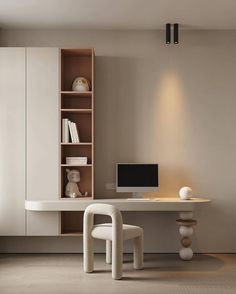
[1,0,236,30]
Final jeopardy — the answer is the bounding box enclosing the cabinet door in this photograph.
[0,48,26,235]
[26,48,60,235]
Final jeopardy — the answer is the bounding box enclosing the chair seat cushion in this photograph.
[91,223,143,241]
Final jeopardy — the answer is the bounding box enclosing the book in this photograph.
[68,120,75,143]
[71,122,77,143]
[62,118,69,143]
[72,122,80,143]
[63,120,80,143]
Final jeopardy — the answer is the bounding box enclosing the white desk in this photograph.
[25,197,210,211]
[25,197,210,260]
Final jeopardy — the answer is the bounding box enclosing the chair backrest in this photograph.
[83,203,123,241]
[84,203,122,219]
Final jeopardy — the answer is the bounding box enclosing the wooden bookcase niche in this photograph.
[60,48,94,235]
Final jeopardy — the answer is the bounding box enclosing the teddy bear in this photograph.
[72,77,91,92]
[65,169,82,198]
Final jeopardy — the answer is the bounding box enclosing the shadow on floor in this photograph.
[123,253,225,272]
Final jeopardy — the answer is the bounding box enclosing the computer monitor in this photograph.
[116,163,159,197]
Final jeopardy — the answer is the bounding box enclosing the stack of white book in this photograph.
[66,157,88,165]
[62,118,80,143]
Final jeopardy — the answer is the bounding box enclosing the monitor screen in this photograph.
[117,164,158,191]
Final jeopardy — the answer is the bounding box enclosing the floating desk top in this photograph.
[25,197,210,212]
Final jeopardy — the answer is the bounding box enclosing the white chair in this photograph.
[83,203,143,280]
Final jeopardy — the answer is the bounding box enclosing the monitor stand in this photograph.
[132,192,144,198]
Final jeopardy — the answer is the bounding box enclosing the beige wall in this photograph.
[0,29,236,253]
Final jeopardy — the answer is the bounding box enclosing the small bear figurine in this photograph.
[65,169,82,198]
[72,77,91,92]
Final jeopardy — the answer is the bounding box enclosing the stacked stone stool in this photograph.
[176,212,197,260]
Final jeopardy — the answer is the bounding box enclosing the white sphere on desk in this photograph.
[179,247,193,260]
[179,226,193,237]
[179,186,193,200]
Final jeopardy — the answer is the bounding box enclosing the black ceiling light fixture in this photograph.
[174,23,179,44]
[166,23,171,44]
[166,23,179,44]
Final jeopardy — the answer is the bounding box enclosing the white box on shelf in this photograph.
[66,157,88,165]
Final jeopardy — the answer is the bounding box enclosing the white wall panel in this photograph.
[26,48,60,235]
[0,48,26,235]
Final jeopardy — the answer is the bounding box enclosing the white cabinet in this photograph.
[26,48,60,235]
[0,47,60,236]
[0,48,26,235]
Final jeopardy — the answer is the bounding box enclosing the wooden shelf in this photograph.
[61,91,92,96]
[60,232,83,237]
[60,49,93,91]
[60,196,93,200]
[60,48,94,235]
[61,95,92,109]
[61,142,92,145]
[61,48,93,56]
[61,211,84,235]
[61,109,92,113]
[61,112,92,142]
[61,164,92,167]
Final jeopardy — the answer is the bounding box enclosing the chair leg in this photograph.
[133,234,143,270]
[112,237,123,279]
[83,233,94,273]
[106,240,112,264]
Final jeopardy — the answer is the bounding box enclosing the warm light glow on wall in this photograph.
[157,70,184,119]
[155,70,187,160]
[152,69,190,196]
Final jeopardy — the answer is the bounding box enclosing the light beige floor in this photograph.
[0,253,236,294]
